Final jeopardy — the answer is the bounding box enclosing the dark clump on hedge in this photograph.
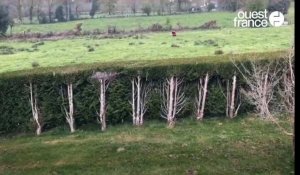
[0,55,284,134]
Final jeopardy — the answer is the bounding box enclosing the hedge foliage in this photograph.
[0,55,284,134]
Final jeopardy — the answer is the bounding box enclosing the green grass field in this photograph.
[0,26,293,74]
[0,117,293,175]
[14,12,236,34]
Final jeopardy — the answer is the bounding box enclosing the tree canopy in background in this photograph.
[90,0,99,18]
[0,5,9,36]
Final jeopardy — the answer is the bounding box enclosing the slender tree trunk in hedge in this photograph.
[136,76,141,125]
[162,76,185,128]
[91,72,117,131]
[29,82,42,136]
[131,76,150,126]
[131,79,136,125]
[62,82,75,133]
[195,73,209,120]
[224,75,240,118]
[99,79,107,131]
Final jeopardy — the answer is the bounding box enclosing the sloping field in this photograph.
[0,26,293,74]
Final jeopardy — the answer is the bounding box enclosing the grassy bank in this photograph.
[0,117,293,175]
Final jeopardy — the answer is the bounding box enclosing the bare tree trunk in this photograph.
[136,76,141,125]
[195,73,209,120]
[229,75,236,117]
[18,0,23,23]
[92,72,117,131]
[228,74,240,118]
[37,0,41,22]
[131,76,150,126]
[161,76,185,128]
[99,79,107,131]
[62,82,75,133]
[29,0,34,23]
[226,80,230,117]
[199,73,208,119]
[131,79,136,125]
[47,0,54,22]
[167,77,175,127]
[29,82,41,136]
[68,83,75,132]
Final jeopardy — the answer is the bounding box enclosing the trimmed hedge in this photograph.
[0,55,284,134]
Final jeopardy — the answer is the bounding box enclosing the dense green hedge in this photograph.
[0,57,283,134]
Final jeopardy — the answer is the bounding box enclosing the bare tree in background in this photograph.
[167,0,175,14]
[233,60,281,119]
[195,73,209,120]
[104,0,117,15]
[161,76,186,128]
[177,0,183,11]
[37,0,42,22]
[159,0,166,14]
[130,0,137,15]
[130,75,151,126]
[91,72,117,131]
[61,82,75,133]
[29,0,34,23]
[17,0,23,23]
[47,0,54,22]
[29,82,42,136]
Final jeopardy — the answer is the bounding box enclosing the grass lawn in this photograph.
[0,26,293,74]
[13,12,236,34]
[0,117,294,175]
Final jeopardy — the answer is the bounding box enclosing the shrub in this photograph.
[87,46,95,52]
[207,3,216,12]
[194,40,218,47]
[142,5,152,16]
[150,23,163,31]
[31,61,40,68]
[38,11,48,24]
[166,18,171,25]
[55,5,65,22]
[215,50,224,55]
[88,48,95,52]
[107,26,117,34]
[194,41,202,46]
[171,44,180,47]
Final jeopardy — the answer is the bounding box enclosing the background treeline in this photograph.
[0,0,292,24]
